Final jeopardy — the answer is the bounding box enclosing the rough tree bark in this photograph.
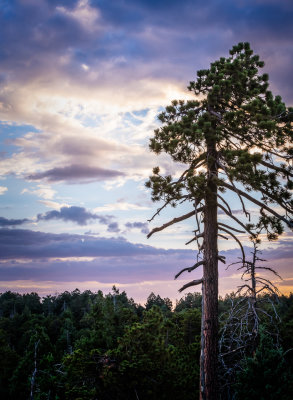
[201,141,219,399]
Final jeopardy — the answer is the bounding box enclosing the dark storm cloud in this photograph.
[0,228,190,260]
[0,217,29,227]
[27,165,125,183]
[125,221,149,234]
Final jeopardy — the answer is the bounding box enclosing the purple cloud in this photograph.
[27,165,125,183]
[0,228,180,260]
[37,206,121,231]
[125,221,149,234]
[0,228,291,289]
[0,217,29,227]
[107,222,120,233]
[0,0,292,102]
[37,206,114,226]
[0,253,195,284]
[218,209,244,216]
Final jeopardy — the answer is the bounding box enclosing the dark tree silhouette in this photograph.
[146,42,293,399]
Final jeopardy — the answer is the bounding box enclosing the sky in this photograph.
[0,0,292,305]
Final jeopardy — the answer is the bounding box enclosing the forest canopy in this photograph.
[0,288,293,400]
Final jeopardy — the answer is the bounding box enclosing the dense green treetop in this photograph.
[146,42,293,241]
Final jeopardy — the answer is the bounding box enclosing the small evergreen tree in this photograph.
[146,42,293,399]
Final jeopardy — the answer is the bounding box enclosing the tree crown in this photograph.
[146,42,293,241]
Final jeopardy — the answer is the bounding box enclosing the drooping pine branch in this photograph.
[221,181,293,230]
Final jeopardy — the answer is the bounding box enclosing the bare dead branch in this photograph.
[218,222,245,234]
[178,278,203,293]
[218,234,228,240]
[221,345,246,357]
[148,200,171,222]
[255,276,279,291]
[218,255,226,263]
[255,266,282,280]
[207,105,223,121]
[175,260,205,279]
[199,240,205,251]
[217,193,232,214]
[217,160,251,219]
[147,207,204,238]
[219,226,245,262]
[185,233,204,245]
[217,203,255,237]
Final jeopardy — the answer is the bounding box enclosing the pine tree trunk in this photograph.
[200,141,218,400]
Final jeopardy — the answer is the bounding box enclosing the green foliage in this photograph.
[146,42,293,240]
[145,292,173,314]
[62,348,105,400]
[108,306,201,399]
[174,292,202,312]
[1,289,293,399]
[234,329,293,400]
[0,329,19,398]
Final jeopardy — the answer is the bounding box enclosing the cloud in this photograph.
[94,200,150,212]
[27,164,125,183]
[0,206,121,231]
[56,0,100,32]
[38,200,69,210]
[36,205,119,229]
[125,221,149,234]
[0,0,292,106]
[0,0,291,186]
[0,229,292,302]
[0,228,187,260]
[0,217,30,227]
[0,225,292,302]
[278,278,293,287]
[1,0,290,190]
[22,184,56,199]
[0,186,8,195]
[107,222,120,233]
[218,209,245,216]
[1,227,290,264]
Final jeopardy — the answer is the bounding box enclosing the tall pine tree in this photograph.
[146,42,293,399]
